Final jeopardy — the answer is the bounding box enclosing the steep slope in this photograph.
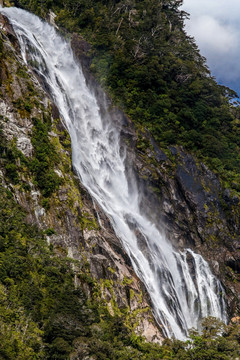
[1,0,240,358]
[2,5,227,341]
[0,14,165,359]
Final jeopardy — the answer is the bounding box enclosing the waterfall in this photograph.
[0,7,227,339]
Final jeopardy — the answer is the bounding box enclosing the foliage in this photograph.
[0,114,61,195]
[0,35,3,56]
[0,126,21,184]
[0,34,4,75]
[30,116,62,196]
[44,228,56,236]
[0,184,75,358]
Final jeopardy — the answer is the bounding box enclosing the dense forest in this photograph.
[1,0,240,359]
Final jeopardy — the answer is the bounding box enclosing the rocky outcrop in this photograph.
[134,141,240,316]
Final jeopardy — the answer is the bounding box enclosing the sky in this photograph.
[182,0,240,95]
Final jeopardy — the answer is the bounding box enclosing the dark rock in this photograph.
[232,195,239,205]
[225,255,240,273]
[176,165,205,211]
[150,137,168,161]
[169,146,178,156]
[51,102,60,120]
[71,33,91,70]
[223,189,231,203]
[154,147,168,162]
[0,14,20,50]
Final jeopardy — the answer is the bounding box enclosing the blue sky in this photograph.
[182,0,240,96]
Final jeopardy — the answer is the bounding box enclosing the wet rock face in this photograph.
[0,14,19,49]
[135,144,240,315]
[71,33,91,70]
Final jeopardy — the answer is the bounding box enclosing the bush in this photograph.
[30,117,61,196]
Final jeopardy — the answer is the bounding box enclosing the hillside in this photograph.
[12,0,240,319]
[13,0,240,192]
[1,0,240,359]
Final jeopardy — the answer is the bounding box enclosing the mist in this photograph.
[182,0,240,95]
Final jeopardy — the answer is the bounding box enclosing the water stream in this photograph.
[0,7,227,339]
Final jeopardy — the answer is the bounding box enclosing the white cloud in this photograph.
[181,0,240,93]
[187,15,237,54]
[183,0,240,22]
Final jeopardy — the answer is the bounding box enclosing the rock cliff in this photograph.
[1,5,240,354]
[0,13,163,347]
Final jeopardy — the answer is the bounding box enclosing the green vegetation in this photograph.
[0,34,4,75]
[0,183,84,358]
[13,0,240,193]
[0,32,61,197]
[30,116,62,197]
[0,126,21,184]
[0,115,61,195]
[44,228,56,236]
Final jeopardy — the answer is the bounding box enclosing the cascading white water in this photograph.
[0,7,227,339]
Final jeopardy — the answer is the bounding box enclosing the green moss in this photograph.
[80,211,98,231]
[44,228,56,236]
[130,289,135,301]
[101,279,114,293]
[108,267,116,274]
[204,203,209,211]
[121,276,133,286]
[13,97,33,116]
[16,67,29,79]
[42,198,50,210]
[0,184,90,358]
